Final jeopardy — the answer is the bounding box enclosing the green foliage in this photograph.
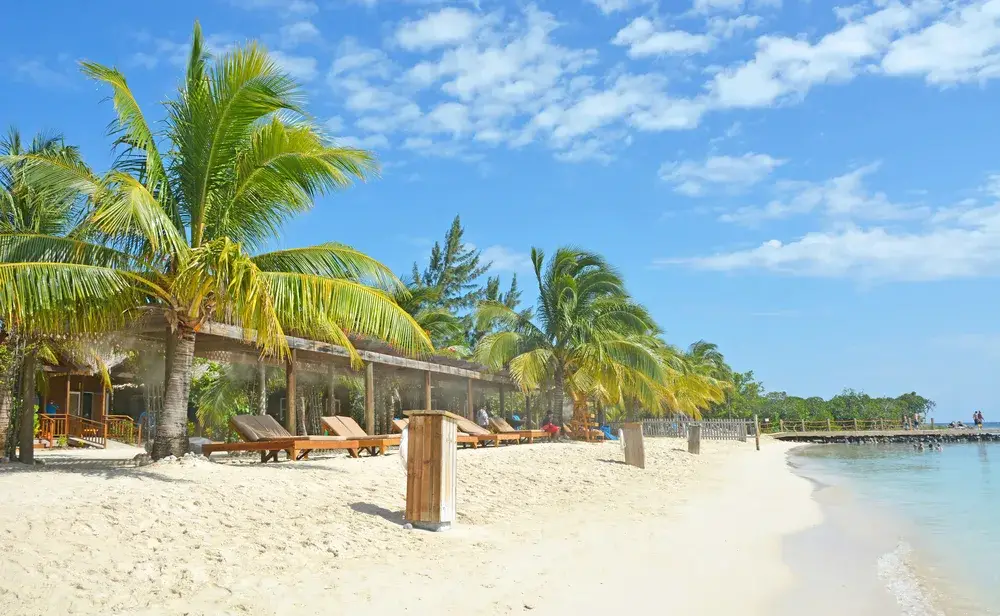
[706,370,935,423]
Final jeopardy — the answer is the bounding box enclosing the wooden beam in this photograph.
[199,321,510,383]
[424,371,432,411]
[466,378,474,420]
[286,349,297,434]
[365,362,375,434]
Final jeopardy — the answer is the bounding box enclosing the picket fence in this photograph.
[608,418,749,442]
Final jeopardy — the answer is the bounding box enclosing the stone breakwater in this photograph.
[776,431,1000,445]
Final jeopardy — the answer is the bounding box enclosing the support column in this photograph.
[257,361,267,415]
[499,384,505,418]
[365,363,375,435]
[424,371,432,411]
[525,394,532,429]
[64,376,71,417]
[285,350,297,434]
[466,378,474,419]
[95,385,107,424]
[327,365,337,415]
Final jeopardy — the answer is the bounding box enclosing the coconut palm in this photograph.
[473,247,665,430]
[0,23,432,459]
[0,128,95,460]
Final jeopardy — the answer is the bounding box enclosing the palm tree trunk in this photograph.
[553,367,567,426]
[0,379,13,456]
[18,352,37,464]
[153,326,196,459]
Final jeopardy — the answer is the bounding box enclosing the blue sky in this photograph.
[4,0,999,419]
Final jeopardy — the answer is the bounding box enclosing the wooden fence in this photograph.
[608,418,748,442]
[761,418,905,433]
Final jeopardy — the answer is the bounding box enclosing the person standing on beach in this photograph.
[476,407,489,428]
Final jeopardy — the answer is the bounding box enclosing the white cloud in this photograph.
[660,152,785,196]
[230,0,318,17]
[708,15,763,39]
[270,51,318,81]
[480,245,532,272]
[882,0,1000,84]
[10,58,75,89]
[694,0,745,13]
[718,163,926,224]
[395,8,484,51]
[613,17,715,57]
[708,1,942,109]
[279,21,321,48]
[337,134,390,149]
[325,116,344,133]
[662,171,1000,281]
[587,0,631,13]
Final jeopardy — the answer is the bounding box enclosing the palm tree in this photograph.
[473,247,665,430]
[0,23,432,459]
[0,128,92,460]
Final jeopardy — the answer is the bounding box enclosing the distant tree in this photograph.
[412,215,490,313]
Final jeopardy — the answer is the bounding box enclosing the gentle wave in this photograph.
[877,542,944,616]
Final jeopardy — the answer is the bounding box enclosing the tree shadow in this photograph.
[0,460,195,483]
[598,458,628,466]
[349,502,406,526]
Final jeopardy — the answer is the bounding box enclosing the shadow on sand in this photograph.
[350,502,406,526]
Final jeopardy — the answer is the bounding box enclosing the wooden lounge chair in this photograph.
[392,417,480,448]
[489,417,551,444]
[456,416,520,446]
[321,416,400,456]
[202,415,361,463]
[564,422,606,442]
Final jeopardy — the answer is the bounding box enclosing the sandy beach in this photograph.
[0,437,819,615]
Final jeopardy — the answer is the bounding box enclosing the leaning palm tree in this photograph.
[473,247,665,430]
[0,23,432,459]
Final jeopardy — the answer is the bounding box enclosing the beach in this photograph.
[0,437,818,615]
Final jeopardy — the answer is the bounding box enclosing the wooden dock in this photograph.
[772,429,1000,443]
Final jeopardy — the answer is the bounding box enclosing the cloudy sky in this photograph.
[5,0,1000,418]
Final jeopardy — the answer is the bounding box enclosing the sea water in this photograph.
[789,439,1000,615]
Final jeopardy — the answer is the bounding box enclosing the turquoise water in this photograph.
[792,441,1000,615]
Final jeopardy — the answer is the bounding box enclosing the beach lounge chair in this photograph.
[392,417,481,448]
[564,423,606,442]
[321,416,400,456]
[201,415,361,463]
[456,416,520,446]
[488,417,551,443]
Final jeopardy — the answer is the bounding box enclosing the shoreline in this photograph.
[0,437,819,615]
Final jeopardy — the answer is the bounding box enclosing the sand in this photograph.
[0,436,819,615]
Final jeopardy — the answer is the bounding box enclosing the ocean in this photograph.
[785,436,1000,615]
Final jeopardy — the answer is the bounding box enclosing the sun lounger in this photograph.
[564,423,606,442]
[489,417,551,443]
[201,415,361,462]
[393,417,482,448]
[456,416,520,446]
[321,416,400,456]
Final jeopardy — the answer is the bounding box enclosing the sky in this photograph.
[3,0,1000,420]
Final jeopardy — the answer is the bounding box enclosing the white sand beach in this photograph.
[0,437,819,615]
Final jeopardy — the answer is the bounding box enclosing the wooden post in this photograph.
[404,410,461,531]
[466,378,474,420]
[800,418,806,432]
[854,417,859,431]
[525,394,532,429]
[364,362,375,435]
[95,386,107,424]
[285,349,297,434]
[779,419,784,432]
[622,422,645,469]
[327,365,337,416]
[827,418,832,432]
[754,415,761,451]
[424,371,432,411]
[258,361,267,415]
[63,376,71,419]
[931,418,935,430]
[688,423,701,455]
[498,384,505,418]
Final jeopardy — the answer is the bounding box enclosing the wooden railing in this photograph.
[36,412,107,448]
[763,418,905,433]
[106,415,138,445]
